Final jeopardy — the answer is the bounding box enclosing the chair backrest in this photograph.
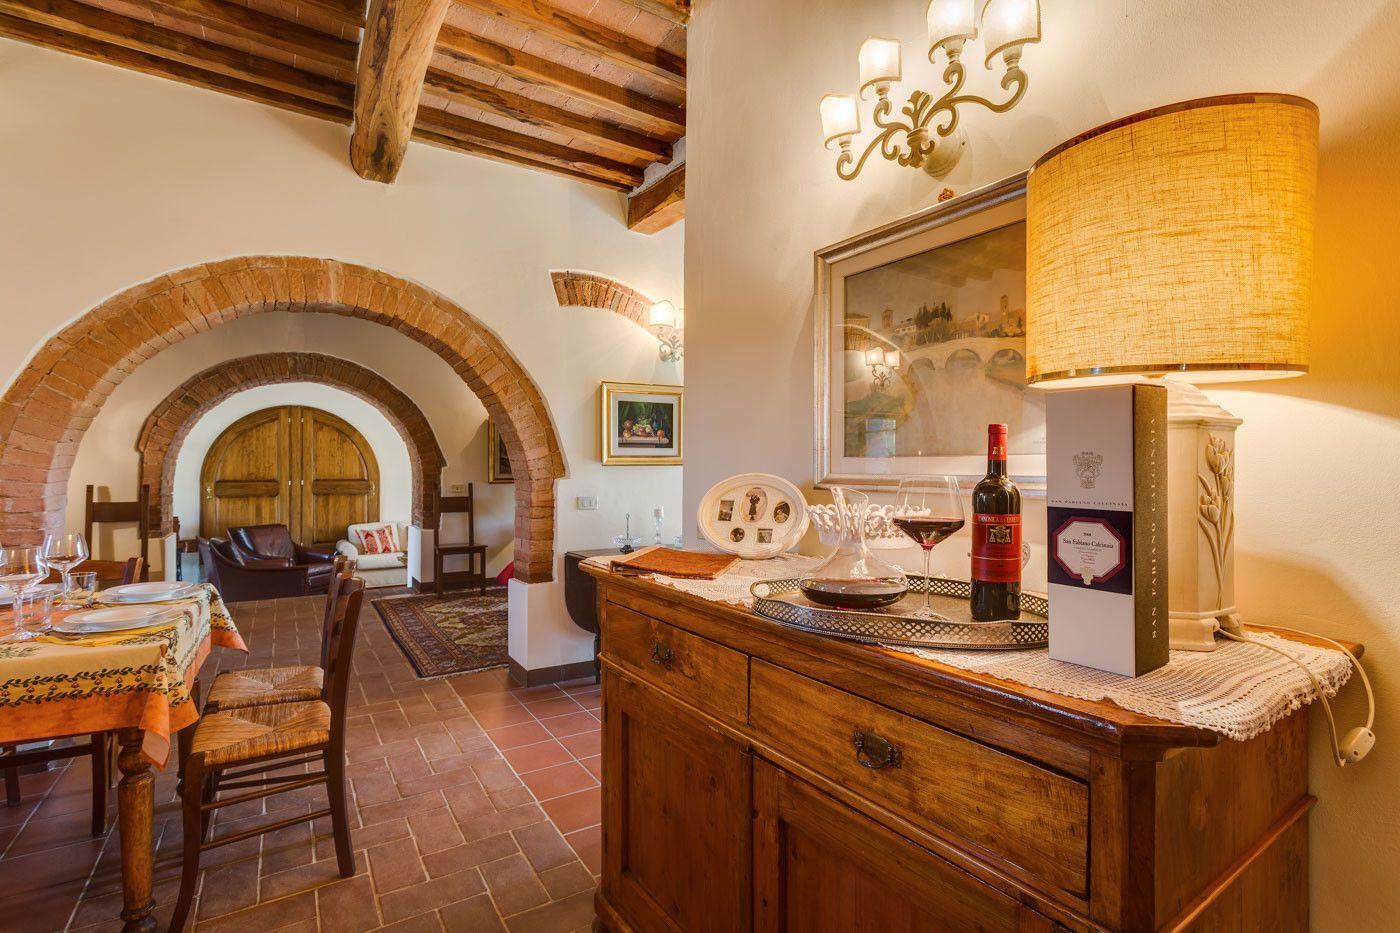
[435,487,476,547]
[45,557,143,585]
[318,556,350,671]
[228,524,295,561]
[85,485,150,580]
[323,574,365,743]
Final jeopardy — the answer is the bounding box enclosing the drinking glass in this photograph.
[0,546,49,637]
[14,590,53,637]
[67,571,98,607]
[892,476,966,621]
[42,532,88,603]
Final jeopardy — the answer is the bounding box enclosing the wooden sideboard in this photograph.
[586,568,1317,933]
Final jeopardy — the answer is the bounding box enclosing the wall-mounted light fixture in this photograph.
[820,0,1041,181]
[648,300,684,363]
[864,346,900,390]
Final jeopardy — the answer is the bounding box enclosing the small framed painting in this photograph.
[601,382,683,465]
[814,173,1046,491]
[487,419,513,483]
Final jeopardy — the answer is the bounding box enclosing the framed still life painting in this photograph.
[487,419,513,483]
[814,173,1045,491]
[601,382,683,466]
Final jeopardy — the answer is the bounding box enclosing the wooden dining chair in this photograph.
[169,574,365,932]
[4,556,144,834]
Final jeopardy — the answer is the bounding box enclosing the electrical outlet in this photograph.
[449,483,466,494]
[576,496,599,510]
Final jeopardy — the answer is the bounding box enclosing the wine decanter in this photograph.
[798,486,908,611]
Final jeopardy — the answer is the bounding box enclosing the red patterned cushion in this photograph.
[355,524,400,555]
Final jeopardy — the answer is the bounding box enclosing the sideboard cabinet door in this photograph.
[753,759,1055,933]
[602,670,751,932]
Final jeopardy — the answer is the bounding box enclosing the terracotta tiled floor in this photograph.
[0,593,602,931]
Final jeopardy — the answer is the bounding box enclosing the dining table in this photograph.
[0,583,245,932]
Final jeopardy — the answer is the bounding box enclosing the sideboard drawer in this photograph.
[604,602,748,724]
[749,660,1089,898]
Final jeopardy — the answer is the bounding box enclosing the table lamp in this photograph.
[1025,94,1318,650]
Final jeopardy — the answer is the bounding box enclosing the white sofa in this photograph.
[336,521,410,588]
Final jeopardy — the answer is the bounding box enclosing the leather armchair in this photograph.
[199,538,310,603]
[227,524,336,595]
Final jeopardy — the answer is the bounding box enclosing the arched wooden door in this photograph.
[200,406,380,545]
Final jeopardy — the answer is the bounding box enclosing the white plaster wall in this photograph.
[684,1,1400,927]
[0,42,684,673]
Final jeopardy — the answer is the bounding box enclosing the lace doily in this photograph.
[585,554,1353,741]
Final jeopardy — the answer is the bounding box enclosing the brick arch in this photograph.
[137,353,447,538]
[0,257,565,582]
[550,269,655,330]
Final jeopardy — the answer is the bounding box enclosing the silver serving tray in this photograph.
[749,576,1048,650]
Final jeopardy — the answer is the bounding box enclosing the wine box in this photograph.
[1046,384,1168,677]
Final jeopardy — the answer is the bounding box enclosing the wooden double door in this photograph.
[200,406,380,546]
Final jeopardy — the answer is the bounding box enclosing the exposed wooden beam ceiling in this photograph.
[0,0,685,196]
[627,161,684,233]
[461,0,683,91]
[436,24,685,137]
[351,0,452,182]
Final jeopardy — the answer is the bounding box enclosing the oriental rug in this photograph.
[372,588,508,678]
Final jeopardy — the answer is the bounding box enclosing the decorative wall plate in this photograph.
[697,473,809,559]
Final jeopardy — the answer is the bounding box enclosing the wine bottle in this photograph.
[971,423,1021,621]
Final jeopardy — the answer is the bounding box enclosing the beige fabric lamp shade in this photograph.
[1025,94,1318,385]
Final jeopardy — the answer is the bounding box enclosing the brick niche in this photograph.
[549,270,655,329]
[0,257,565,583]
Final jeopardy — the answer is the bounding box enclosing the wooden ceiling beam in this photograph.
[298,0,367,28]
[627,161,683,233]
[415,104,643,187]
[624,0,689,26]
[413,128,629,190]
[0,0,352,106]
[436,24,684,136]
[0,12,352,122]
[139,0,358,69]
[423,68,668,163]
[460,0,684,90]
[350,0,451,182]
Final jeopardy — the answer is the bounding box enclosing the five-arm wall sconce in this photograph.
[648,300,684,363]
[820,0,1041,181]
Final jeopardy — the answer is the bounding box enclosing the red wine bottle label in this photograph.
[972,513,1021,584]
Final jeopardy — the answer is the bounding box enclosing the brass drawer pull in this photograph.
[650,641,675,666]
[852,730,902,770]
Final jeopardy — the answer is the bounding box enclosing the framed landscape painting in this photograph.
[601,382,683,465]
[487,419,513,483]
[814,174,1045,491]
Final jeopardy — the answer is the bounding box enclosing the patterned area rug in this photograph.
[372,588,509,678]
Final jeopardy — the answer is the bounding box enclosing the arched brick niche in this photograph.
[550,270,655,329]
[0,257,565,583]
[137,352,447,537]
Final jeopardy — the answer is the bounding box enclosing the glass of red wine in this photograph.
[893,475,966,621]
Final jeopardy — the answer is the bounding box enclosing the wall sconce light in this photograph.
[864,346,901,390]
[648,300,684,363]
[820,0,1041,181]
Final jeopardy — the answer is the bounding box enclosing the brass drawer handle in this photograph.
[650,641,675,666]
[852,730,901,770]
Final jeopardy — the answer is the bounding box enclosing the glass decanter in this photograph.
[799,486,908,611]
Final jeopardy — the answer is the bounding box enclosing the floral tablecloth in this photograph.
[0,584,246,766]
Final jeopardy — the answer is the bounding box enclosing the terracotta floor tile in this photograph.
[368,836,429,893]
[512,820,579,873]
[578,756,603,782]
[487,721,553,750]
[500,740,573,775]
[539,788,601,835]
[472,704,538,730]
[506,684,566,702]
[480,852,550,916]
[503,889,597,932]
[378,867,486,923]
[518,763,596,803]
[538,713,599,740]
[537,862,596,900]
[557,731,601,760]
[422,832,519,879]
[521,696,585,720]
[564,825,602,876]
[439,892,508,931]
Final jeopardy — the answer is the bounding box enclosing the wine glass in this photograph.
[892,476,966,621]
[0,546,49,638]
[42,532,88,605]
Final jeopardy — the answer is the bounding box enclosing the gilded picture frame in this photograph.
[814,173,1046,491]
[487,419,513,484]
[601,381,683,466]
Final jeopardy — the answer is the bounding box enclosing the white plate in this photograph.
[55,605,181,634]
[0,583,60,607]
[696,472,810,560]
[99,582,200,604]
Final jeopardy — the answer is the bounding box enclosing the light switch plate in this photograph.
[576,496,599,510]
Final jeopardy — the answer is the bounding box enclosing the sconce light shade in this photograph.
[980,0,1040,67]
[864,347,886,367]
[820,94,860,147]
[859,37,902,96]
[884,349,901,369]
[927,0,977,58]
[648,300,677,328]
[1026,94,1318,387]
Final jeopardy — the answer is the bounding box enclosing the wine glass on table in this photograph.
[892,476,965,621]
[0,546,49,639]
[42,532,88,606]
